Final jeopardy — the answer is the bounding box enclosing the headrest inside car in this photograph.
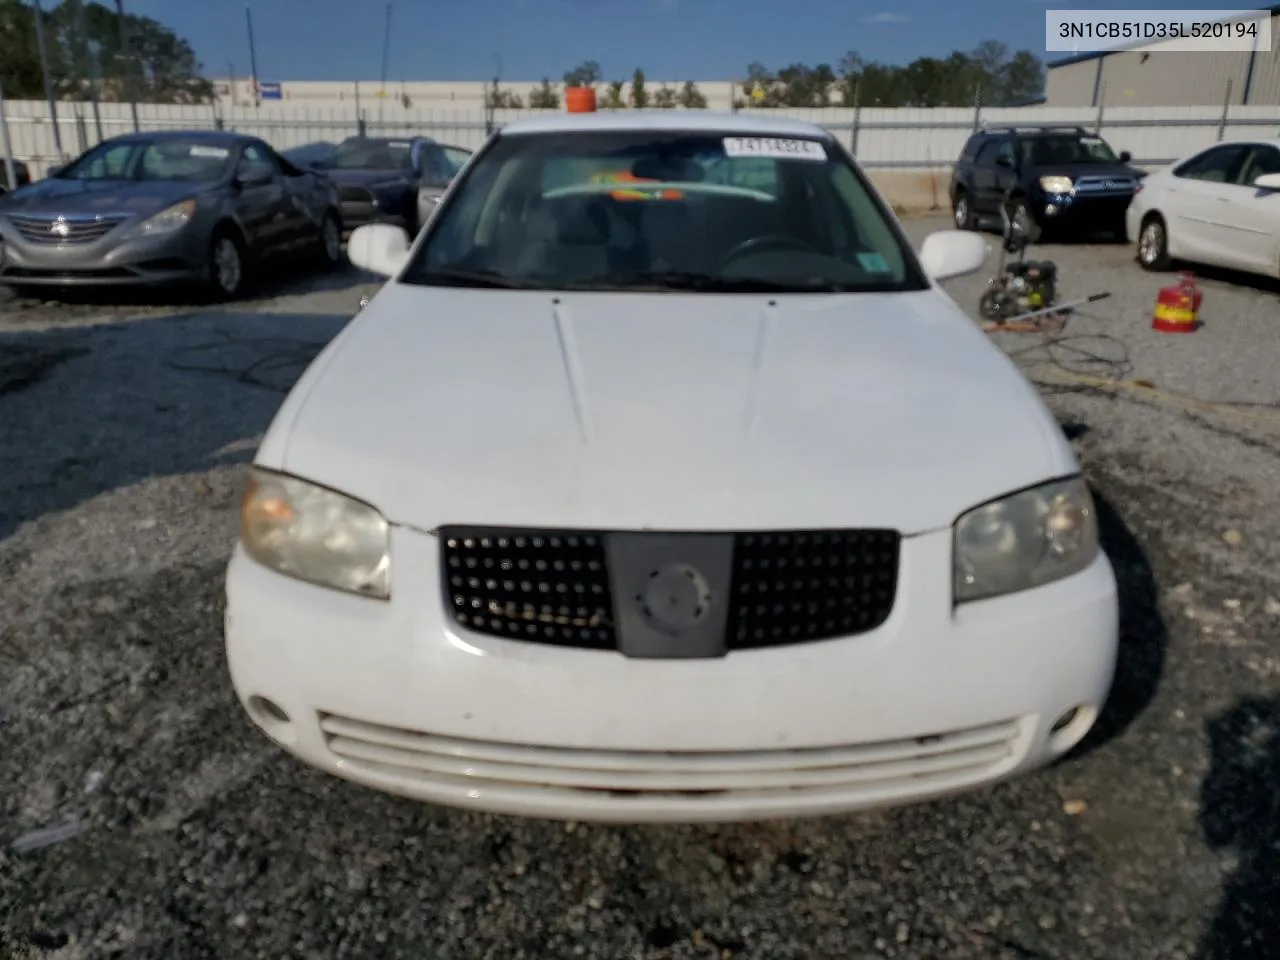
[554,198,610,245]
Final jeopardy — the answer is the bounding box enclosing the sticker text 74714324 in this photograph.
[722,137,828,162]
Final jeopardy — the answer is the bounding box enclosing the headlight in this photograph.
[953,476,1099,604]
[240,468,391,599]
[1039,176,1073,194]
[137,199,197,235]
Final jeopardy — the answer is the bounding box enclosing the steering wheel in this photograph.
[717,234,818,270]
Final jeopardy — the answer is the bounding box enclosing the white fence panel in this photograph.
[5,98,1280,180]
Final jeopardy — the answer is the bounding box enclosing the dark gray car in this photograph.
[0,130,344,299]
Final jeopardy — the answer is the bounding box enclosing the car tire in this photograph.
[206,228,248,301]
[953,190,975,230]
[315,211,344,269]
[1137,214,1170,271]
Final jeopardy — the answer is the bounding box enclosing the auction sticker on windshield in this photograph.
[190,146,229,158]
[723,137,827,161]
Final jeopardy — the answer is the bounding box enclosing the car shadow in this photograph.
[1197,694,1280,960]
[0,309,351,543]
[2,257,374,309]
[1158,261,1280,297]
[1070,487,1168,759]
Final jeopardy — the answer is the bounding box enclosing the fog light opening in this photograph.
[1047,704,1098,754]
[246,695,298,744]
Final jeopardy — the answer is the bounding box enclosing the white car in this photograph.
[1128,137,1280,278]
[225,112,1119,824]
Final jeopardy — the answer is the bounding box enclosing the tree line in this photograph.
[0,0,212,104]
[491,43,1044,111]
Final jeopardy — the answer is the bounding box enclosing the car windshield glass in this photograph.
[329,139,416,170]
[57,138,234,182]
[401,130,926,294]
[1020,134,1118,166]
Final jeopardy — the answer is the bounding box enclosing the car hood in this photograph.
[1027,162,1143,182]
[0,178,206,217]
[325,168,415,188]
[266,285,1076,535]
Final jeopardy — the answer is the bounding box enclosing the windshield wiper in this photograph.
[570,271,840,293]
[413,267,545,290]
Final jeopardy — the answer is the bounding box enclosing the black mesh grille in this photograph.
[440,528,616,649]
[440,526,901,653]
[726,530,900,649]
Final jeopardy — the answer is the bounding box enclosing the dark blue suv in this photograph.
[950,126,1145,241]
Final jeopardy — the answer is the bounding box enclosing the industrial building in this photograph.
[1045,4,1280,106]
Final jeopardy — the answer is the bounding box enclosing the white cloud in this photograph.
[862,11,911,23]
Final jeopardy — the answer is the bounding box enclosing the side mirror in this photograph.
[919,230,989,282]
[1252,172,1280,190]
[1119,150,1132,163]
[348,223,412,278]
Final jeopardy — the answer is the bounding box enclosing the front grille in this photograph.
[1072,176,1135,195]
[727,530,899,649]
[7,213,128,245]
[338,185,374,204]
[441,528,616,649]
[440,526,901,654]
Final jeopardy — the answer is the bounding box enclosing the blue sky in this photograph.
[120,0,1260,81]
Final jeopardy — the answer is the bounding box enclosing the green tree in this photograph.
[562,59,600,88]
[0,0,46,98]
[828,41,1043,108]
[652,84,677,108]
[629,67,648,108]
[529,78,559,109]
[486,86,523,109]
[1000,51,1045,104]
[677,80,706,108]
[606,79,625,109]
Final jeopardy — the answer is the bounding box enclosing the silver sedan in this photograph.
[0,130,344,300]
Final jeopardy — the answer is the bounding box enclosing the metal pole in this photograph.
[77,0,104,143]
[0,80,18,193]
[245,5,261,107]
[1094,83,1106,134]
[32,0,65,159]
[971,84,982,133]
[114,0,140,132]
[850,79,861,154]
[378,3,392,124]
[1217,78,1234,141]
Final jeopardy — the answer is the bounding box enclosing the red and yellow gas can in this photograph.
[1152,272,1200,333]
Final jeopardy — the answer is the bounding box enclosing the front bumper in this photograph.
[1033,192,1134,230]
[225,526,1119,823]
[0,218,205,287]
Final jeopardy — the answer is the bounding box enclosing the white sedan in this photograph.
[225,112,1119,823]
[1128,136,1280,278]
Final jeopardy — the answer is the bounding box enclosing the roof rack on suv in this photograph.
[978,124,1091,136]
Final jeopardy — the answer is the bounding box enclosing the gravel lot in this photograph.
[2,220,1278,960]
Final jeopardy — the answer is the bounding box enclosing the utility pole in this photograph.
[0,80,18,193]
[32,0,65,158]
[378,3,392,123]
[114,0,140,131]
[77,0,105,143]
[245,5,261,107]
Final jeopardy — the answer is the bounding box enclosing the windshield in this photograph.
[1019,134,1119,166]
[401,130,927,294]
[58,138,234,182]
[328,138,416,170]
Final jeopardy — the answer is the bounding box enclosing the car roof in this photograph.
[499,110,834,140]
[104,129,248,147]
[341,135,436,145]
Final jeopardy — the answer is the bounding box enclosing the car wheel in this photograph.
[1137,215,1170,271]
[207,230,247,300]
[315,212,344,268]
[953,190,975,230]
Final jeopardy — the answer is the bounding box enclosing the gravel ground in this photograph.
[1,224,1278,960]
